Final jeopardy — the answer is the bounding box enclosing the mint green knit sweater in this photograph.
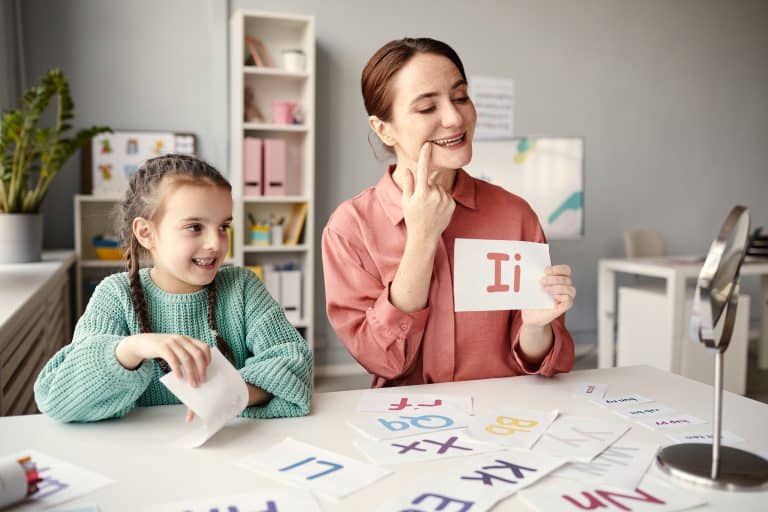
[34,266,312,422]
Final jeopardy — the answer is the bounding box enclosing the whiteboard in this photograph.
[465,137,584,239]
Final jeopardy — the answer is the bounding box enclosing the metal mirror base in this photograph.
[657,444,768,491]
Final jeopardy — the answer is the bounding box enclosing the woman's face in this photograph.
[376,52,477,173]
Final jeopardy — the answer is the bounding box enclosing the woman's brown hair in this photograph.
[118,154,235,370]
[361,37,468,123]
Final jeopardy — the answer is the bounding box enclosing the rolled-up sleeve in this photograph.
[508,207,575,376]
[322,226,430,380]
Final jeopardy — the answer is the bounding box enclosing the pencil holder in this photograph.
[270,225,284,246]
[249,226,270,246]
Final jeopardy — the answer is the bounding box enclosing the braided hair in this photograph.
[118,154,235,371]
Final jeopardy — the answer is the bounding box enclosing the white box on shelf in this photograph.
[280,269,302,323]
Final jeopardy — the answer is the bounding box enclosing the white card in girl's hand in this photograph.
[453,239,555,312]
[348,406,471,440]
[467,407,558,449]
[356,390,474,414]
[160,346,248,448]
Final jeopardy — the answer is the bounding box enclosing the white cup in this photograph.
[282,50,306,72]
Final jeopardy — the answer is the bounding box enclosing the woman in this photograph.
[322,37,575,387]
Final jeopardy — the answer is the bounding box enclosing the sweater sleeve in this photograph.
[321,226,430,380]
[34,278,155,422]
[238,269,312,419]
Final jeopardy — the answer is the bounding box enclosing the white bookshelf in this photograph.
[230,9,316,352]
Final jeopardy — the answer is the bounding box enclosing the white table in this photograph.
[598,257,768,370]
[1,366,767,510]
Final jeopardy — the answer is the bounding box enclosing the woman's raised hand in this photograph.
[521,265,576,327]
[401,142,455,243]
[115,333,212,387]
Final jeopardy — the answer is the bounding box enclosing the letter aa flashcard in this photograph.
[144,491,320,511]
[467,407,559,449]
[375,448,565,512]
[238,438,391,501]
[348,406,471,440]
[552,444,658,491]
[520,475,707,511]
[356,390,474,414]
[636,414,707,431]
[354,429,501,466]
[532,415,630,463]
[453,239,555,312]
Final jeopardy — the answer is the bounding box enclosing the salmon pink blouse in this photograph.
[322,167,574,387]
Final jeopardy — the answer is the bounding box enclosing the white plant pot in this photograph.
[0,213,43,264]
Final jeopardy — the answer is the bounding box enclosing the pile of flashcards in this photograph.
[232,388,718,512]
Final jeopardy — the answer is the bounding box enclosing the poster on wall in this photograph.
[470,76,515,140]
[84,131,196,195]
[465,137,584,239]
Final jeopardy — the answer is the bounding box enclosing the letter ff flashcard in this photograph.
[453,239,555,312]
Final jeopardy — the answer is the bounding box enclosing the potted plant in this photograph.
[0,68,110,263]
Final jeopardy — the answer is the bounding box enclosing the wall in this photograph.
[18,0,768,369]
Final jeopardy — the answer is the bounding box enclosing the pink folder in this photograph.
[243,137,263,196]
[263,139,286,195]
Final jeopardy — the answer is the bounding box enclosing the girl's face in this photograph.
[141,182,233,294]
[374,52,477,174]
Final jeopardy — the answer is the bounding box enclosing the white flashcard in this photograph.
[759,450,768,460]
[553,444,658,490]
[613,403,677,420]
[238,438,391,501]
[666,430,744,444]
[50,508,100,512]
[145,491,320,511]
[532,415,630,463]
[376,448,565,512]
[160,347,249,448]
[636,414,707,431]
[575,383,607,401]
[356,390,473,414]
[453,239,555,312]
[355,429,501,466]
[10,450,112,510]
[467,407,558,449]
[520,475,707,512]
[348,405,471,440]
[600,394,654,409]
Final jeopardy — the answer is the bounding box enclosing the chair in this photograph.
[624,229,666,258]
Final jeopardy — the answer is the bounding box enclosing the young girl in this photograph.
[322,38,576,387]
[35,154,312,422]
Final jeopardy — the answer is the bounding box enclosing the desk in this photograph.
[598,257,768,370]
[0,366,766,510]
[0,251,75,415]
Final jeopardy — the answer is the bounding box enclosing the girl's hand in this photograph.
[521,265,576,327]
[116,333,212,387]
[401,142,455,244]
[186,409,195,422]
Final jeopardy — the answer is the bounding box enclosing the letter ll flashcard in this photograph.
[552,444,658,491]
[453,239,554,312]
[520,475,707,511]
[531,415,630,463]
[238,438,391,501]
[347,405,471,440]
[354,429,502,466]
[467,407,559,449]
[144,491,320,511]
[375,448,566,512]
[356,390,473,414]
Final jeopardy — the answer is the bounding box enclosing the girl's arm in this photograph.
[34,278,155,422]
[238,268,312,418]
